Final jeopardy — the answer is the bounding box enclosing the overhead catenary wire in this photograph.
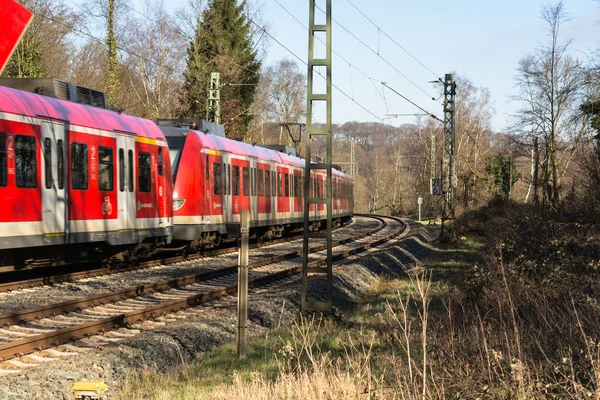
[244,12,383,122]
[273,0,440,123]
[29,8,186,76]
[382,82,441,122]
[310,1,438,102]
[346,0,441,81]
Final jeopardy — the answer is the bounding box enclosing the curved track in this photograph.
[0,215,404,365]
[0,219,369,294]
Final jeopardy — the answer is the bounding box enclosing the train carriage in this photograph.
[0,84,173,267]
[163,126,353,248]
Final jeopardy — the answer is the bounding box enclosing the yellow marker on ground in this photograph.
[70,380,108,399]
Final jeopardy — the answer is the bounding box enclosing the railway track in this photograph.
[0,218,366,294]
[0,215,404,368]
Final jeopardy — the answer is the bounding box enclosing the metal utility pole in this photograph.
[350,137,355,179]
[280,122,305,154]
[301,0,333,313]
[207,72,221,124]
[237,210,249,358]
[440,74,457,241]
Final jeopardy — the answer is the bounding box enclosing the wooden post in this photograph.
[237,210,250,358]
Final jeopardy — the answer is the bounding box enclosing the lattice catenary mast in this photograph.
[301,0,333,312]
[440,74,457,241]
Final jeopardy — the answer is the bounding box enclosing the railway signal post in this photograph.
[207,72,221,124]
[302,0,333,313]
[440,74,457,241]
[237,210,250,358]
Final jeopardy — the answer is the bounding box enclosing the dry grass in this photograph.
[116,204,600,399]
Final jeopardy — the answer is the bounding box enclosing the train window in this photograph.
[205,155,209,179]
[265,170,271,197]
[99,146,114,191]
[243,166,249,196]
[213,162,222,195]
[251,167,255,196]
[119,149,125,192]
[294,175,300,198]
[257,168,264,196]
[71,142,88,190]
[293,175,298,198]
[128,150,134,192]
[285,173,290,197]
[223,163,228,195]
[15,135,37,188]
[44,138,52,189]
[57,140,64,190]
[272,171,276,196]
[158,147,163,176]
[226,164,230,195]
[0,133,6,187]
[232,165,240,196]
[138,152,151,193]
[277,171,282,197]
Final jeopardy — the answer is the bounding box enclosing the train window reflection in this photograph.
[233,165,240,196]
[57,140,64,190]
[71,142,88,190]
[243,166,249,196]
[119,149,124,192]
[258,168,264,196]
[213,162,222,195]
[99,146,114,191]
[138,152,151,193]
[44,138,52,189]
[15,135,37,188]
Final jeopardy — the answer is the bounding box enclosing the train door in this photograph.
[249,159,257,224]
[156,145,168,227]
[222,154,230,226]
[203,153,211,224]
[210,154,224,224]
[231,159,241,217]
[116,135,136,237]
[41,121,66,241]
[276,166,283,217]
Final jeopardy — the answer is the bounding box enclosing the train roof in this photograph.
[163,127,349,178]
[0,85,165,141]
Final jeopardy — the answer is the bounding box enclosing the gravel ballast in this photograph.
[0,217,376,315]
[0,220,434,400]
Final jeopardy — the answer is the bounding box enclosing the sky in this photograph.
[156,0,599,132]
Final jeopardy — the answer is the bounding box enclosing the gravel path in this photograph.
[0,217,376,315]
[0,219,433,400]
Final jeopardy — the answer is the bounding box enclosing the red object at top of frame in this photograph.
[0,0,34,74]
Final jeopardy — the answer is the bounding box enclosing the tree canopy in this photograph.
[180,0,261,141]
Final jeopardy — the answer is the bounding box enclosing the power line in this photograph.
[311,1,437,102]
[30,8,186,76]
[345,0,441,80]
[274,0,439,122]
[244,12,383,122]
[382,82,441,122]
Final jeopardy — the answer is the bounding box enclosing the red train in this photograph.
[0,80,353,268]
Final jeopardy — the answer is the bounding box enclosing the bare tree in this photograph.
[121,0,186,119]
[512,2,584,205]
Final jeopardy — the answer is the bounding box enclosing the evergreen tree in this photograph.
[485,154,519,202]
[106,0,120,107]
[1,21,46,78]
[180,0,261,140]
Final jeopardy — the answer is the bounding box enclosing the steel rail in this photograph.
[0,219,368,293]
[0,217,386,327]
[0,216,403,361]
